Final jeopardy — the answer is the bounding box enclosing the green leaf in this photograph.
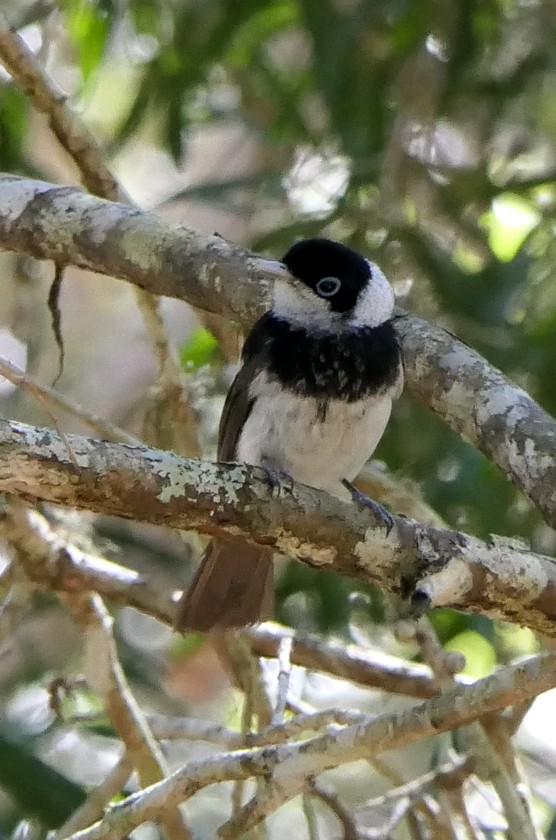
[0,85,29,172]
[445,630,496,679]
[179,327,219,369]
[63,0,114,83]
[485,193,540,262]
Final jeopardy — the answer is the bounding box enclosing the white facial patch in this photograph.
[272,278,343,331]
[348,261,395,329]
[272,259,395,332]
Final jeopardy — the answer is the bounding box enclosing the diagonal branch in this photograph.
[395,313,556,531]
[63,651,556,840]
[0,176,554,525]
[1,417,556,634]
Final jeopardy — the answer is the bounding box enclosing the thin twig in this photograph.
[245,623,465,699]
[58,651,556,840]
[0,562,36,638]
[301,793,320,840]
[230,686,254,821]
[67,592,193,840]
[415,616,540,840]
[211,631,274,728]
[2,498,192,840]
[271,636,292,725]
[307,779,358,840]
[0,15,199,457]
[57,755,133,839]
[217,783,292,839]
[0,355,139,444]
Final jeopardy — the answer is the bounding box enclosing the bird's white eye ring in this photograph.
[315,276,341,297]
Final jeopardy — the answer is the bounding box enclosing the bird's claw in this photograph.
[342,479,395,535]
[261,460,294,496]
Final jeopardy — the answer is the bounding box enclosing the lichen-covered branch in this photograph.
[0,175,277,321]
[0,17,119,200]
[0,504,470,701]
[395,313,556,529]
[1,418,556,634]
[0,175,554,525]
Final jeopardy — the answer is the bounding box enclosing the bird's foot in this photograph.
[342,479,395,535]
[261,459,294,496]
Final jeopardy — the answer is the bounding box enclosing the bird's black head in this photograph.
[273,237,394,331]
[282,238,370,314]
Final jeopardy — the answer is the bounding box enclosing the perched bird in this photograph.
[175,237,403,632]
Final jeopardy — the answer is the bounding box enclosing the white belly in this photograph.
[236,373,393,498]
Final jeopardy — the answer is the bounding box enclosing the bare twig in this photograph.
[57,755,133,839]
[271,636,292,725]
[301,792,320,840]
[0,561,36,638]
[245,623,460,699]
[65,592,193,840]
[0,502,177,625]
[0,355,139,444]
[62,651,556,840]
[3,499,192,840]
[0,15,117,198]
[0,20,198,457]
[307,778,358,840]
[217,784,293,839]
[415,616,540,840]
[150,708,367,748]
[211,631,273,728]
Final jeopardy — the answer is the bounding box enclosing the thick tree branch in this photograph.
[0,504,468,700]
[0,176,554,525]
[0,175,278,321]
[395,313,556,530]
[1,418,556,634]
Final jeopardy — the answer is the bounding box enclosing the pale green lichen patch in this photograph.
[440,347,473,375]
[11,422,91,468]
[440,378,475,436]
[201,463,245,506]
[203,261,222,294]
[47,436,91,468]
[506,435,556,497]
[118,219,164,274]
[353,527,397,573]
[85,201,127,246]
[154,458,246,505]
[154,457,194,503]
[48,192,90,248]
[476,384,520,424]
[468,535,548,599]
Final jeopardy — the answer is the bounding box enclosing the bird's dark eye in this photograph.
[315,276,341,297]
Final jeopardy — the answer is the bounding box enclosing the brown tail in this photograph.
[174,538,274,632]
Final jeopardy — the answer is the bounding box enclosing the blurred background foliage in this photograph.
[1,0,556,835]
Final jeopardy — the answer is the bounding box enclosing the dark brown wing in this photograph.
[218,318,271,460]
[174,316,275,634]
